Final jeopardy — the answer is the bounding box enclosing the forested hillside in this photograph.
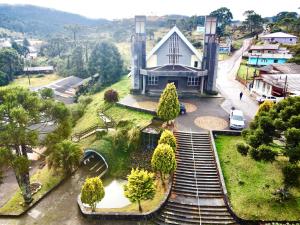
[0,4,110,37]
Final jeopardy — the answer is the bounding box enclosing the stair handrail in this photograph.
[190,130,202,225]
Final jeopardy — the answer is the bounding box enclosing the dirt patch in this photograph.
[133,101,158,111]
[194,116,228,130]
[182,102,197,113]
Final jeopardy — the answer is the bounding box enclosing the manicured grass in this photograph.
[0,167,63,215]
[94,179,168,213]
[8,73,61,88]
[215,135,300,221]
[72,76,152,134]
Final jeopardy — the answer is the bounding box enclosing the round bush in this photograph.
[282,163,300,187]
[104,89,119,103]
[236,143,249,156]
[257,145,277,162]
[250,148,260,161]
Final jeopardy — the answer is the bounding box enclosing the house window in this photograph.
[187,77,200,86]
[261,59,267,63]
[194,61,198,68]
[148,76,158,85]
[290,38,293,42]
[274,59,278,63]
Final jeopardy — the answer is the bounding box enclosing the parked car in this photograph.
[229,109,245,130]
[179,103,186,115]
[256,94,277,104]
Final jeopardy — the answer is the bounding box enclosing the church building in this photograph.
[131,16,219,96]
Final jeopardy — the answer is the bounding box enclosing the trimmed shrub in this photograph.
[250,145,277,162]
[104,89,119,103]
[282,163,300,187]
[236,143,249,156]
[257,145,277,162]
[158,130,177,151]
[96,130,107,139]
[250,148,260,161]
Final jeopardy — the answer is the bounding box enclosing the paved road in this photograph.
[217,38,258,120]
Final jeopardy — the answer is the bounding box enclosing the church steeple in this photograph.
[131,16,146,91]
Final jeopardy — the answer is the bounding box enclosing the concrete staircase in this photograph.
[153,131,237,225]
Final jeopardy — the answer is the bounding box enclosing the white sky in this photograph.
[0,0,299,20]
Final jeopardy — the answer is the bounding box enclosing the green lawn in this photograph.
[0,167,63,215]
[237,61,256,80]
[72,76,153,134]
[215,135,300,221]
[8,73,61,88]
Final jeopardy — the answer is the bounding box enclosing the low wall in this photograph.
[116,102,157,115]
[77,178,172,220]
[210,130,300,225]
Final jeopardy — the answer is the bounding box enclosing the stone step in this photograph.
[174,174,220,182]
[177,161,216,168]
[176,168,218,174]
[177,164,217,170]
[155,214,236,225]
[173,187,223,195]
[162,209,234,220]
[173,178,220,185]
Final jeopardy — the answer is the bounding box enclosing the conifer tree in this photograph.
[157,83,180,123]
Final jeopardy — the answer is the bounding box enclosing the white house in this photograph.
[261,32,298,45]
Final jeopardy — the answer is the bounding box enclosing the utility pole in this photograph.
[283,75,288,99]
[251,54,260,88]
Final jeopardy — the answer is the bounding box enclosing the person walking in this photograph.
[239,91,243,100]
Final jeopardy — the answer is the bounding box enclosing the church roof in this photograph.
[147,26,202,61]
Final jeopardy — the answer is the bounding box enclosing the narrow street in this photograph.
[217,38,259,120]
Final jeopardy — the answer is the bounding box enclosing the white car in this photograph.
[229,110,245,130]
[256,94,277,104]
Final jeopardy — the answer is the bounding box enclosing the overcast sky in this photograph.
[0,0,299,20]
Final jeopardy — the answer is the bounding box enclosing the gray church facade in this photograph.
[131,16,218,96]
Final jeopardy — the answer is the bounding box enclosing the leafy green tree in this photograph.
[243,97,300,164]
[12,41,29,57]
[47,140,82,175]
[243,10,264,33]
[209,7,233,36]
[88,41,123,85]
[0,48,23,82]
[70,45,88,78]
[39,88,54,99]
[124,168,156,212]
[158,130,177,151]
[0,70,8,86]
[151,144,176,183]
[257,100,274,116]
[81,177,105,212]
[0,87,71,204]
[41,37,68,58]
[157,83,180,123]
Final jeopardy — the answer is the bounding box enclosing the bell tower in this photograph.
[202,16,218,92]
[131,16,146,91]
